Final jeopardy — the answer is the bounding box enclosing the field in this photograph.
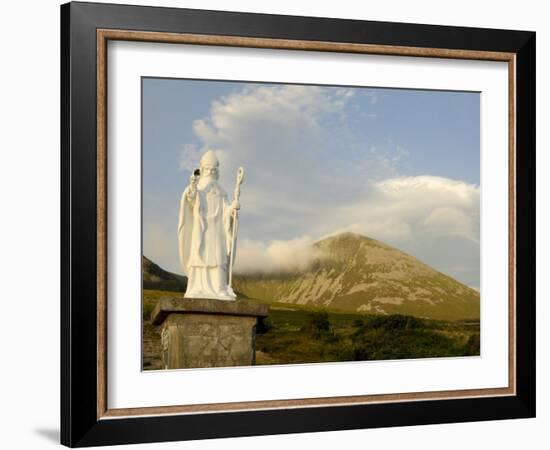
[142,289,480,370]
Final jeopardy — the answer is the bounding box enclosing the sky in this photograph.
[142,78,480,289]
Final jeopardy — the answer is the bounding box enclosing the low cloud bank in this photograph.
[233,236,323,275]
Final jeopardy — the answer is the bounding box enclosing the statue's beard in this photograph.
[198,176,218,189]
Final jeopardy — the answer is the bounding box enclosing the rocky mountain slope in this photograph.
[142,256,187,292]
[232,232,479,321]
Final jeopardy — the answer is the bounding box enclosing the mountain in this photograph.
[232,232,479,321]
[142,256,187,292]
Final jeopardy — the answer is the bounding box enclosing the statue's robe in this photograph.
[178,178,236,300]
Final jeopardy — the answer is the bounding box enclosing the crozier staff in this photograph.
[228,167,245,287]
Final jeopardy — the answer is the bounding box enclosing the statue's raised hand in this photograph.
[186,173,199,201]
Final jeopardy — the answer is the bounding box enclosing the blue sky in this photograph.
[142,78,480,288]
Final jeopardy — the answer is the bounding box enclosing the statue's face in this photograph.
[201,164,219,180]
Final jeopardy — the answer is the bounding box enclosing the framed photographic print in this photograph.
[60,1,536,447]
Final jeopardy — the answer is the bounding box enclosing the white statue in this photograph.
[177,151,244,300]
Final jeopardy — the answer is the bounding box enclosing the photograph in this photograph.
[142,78,481,370]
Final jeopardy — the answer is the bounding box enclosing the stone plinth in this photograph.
[151,297,268,370]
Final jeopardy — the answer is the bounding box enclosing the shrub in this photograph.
[362,314,424,332]
[300,311,331,336]
[462,333,480,355]
[308,311,330,333]
[256,317,273,334]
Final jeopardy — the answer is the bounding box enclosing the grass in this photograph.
[142,289,480,369]
[142,289,182,320]
[254,307,479,365]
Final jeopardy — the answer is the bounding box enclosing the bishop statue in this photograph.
[177,151,244,300]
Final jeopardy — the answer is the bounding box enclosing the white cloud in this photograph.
[179,84,403,224]
[330,176,480,244]
[234,236,323,275]
[421,206,478,242]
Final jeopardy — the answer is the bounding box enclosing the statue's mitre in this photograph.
[200,150,219,167]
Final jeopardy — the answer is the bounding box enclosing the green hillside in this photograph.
[142,256,187,292]
[255,304,480,365]
[142,289,480,370]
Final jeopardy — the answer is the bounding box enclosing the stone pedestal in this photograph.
[151,297,268,370]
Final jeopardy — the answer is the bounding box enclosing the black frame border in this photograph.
[61,2,536,447]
